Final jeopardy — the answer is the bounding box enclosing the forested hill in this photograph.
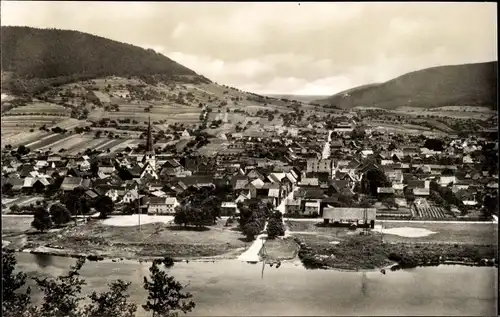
[1,26,210,94]
[314,62,498,110]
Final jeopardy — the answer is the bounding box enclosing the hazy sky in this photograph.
[2,1,497,95]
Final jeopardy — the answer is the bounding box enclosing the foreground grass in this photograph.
[262,237,299,261]
[23,219,251,260]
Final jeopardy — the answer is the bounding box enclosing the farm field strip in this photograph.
[6,131,52,147]
[98,139,128,152]
[47,135,93,152]
[37,134,78,151]
[108,139,134,152]
[24,133,58,147]
[93,139,117,151]
[26,134,70,150]
[66,137,110,155]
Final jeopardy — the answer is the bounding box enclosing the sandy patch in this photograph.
[373,225,437,238]
[101,215,174,227]
[329,241,340,245]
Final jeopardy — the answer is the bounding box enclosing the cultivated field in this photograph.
[26,133,70,151]
[5,102,70,116]
[1,115,69,135]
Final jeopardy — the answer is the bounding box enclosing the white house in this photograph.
[122,189,139,204]
[106,188,120,202]
[147,196,179,214]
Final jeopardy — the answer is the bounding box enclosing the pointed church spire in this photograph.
[146,116,153,152]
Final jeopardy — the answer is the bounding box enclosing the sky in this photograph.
[1,1,497,96]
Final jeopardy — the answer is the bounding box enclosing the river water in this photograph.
[15,252,497,316]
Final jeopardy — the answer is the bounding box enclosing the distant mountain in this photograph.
[265,94,331,103]
[1,26,210,94]
[314,62,498,110]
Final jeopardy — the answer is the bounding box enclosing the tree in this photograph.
[50,203,72,227]
[94,196,114,219]
[142,258,195,317]
[381,197,398,210]
[2,249,31,317]
[243,221,261,241]
[423,138,444,151]
[267,211,285,239]
[17,145,30,156]
[28,258,86,317]
[31,206,52,232]
[363,168,392,197]
[80,280,137,317]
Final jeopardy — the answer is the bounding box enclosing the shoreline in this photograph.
[293,236,498,271]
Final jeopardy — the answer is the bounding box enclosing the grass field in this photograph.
[262,237,299,261]
[285,220,498,245]
[1,216,33,234]
[26,218,252,259]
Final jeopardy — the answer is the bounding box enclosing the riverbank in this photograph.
[294,233,498,271]
[4,217,252,262]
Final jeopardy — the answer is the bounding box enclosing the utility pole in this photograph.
[138,199,141,232]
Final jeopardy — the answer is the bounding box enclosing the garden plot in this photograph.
[108,139,134,152]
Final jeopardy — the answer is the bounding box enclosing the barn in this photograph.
[322,207,376,228]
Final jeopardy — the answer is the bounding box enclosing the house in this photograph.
[304,201,321,216]
[122,189,139,204]
[306,158,333,174]
[299,178,319,187]
[60,177,90,191]
[413,188,430,197]
[79,160,91,171]
[323,207,376,228]
[439,176,456,187]
[140,162,159,180]
[181,129,191,139]
[221,202,238,216]
[105,188,120,202]
[285,199,301,215]
[147,196,179,215]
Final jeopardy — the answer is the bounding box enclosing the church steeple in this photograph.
[142,116,156,172]
[146,116,153,153]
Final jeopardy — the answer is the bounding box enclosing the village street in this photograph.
[321,130,333,159]
[237,186,299,262]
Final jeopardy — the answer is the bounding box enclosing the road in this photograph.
[237,186,300,262]
[321,130,333,159]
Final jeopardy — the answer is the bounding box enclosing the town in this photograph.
[2,86,498,270]
[1,4,498,315]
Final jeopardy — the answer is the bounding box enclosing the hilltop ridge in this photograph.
[1,26,211,95]
[314,62,498,110]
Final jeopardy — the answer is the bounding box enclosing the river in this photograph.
[14,252,497,316]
